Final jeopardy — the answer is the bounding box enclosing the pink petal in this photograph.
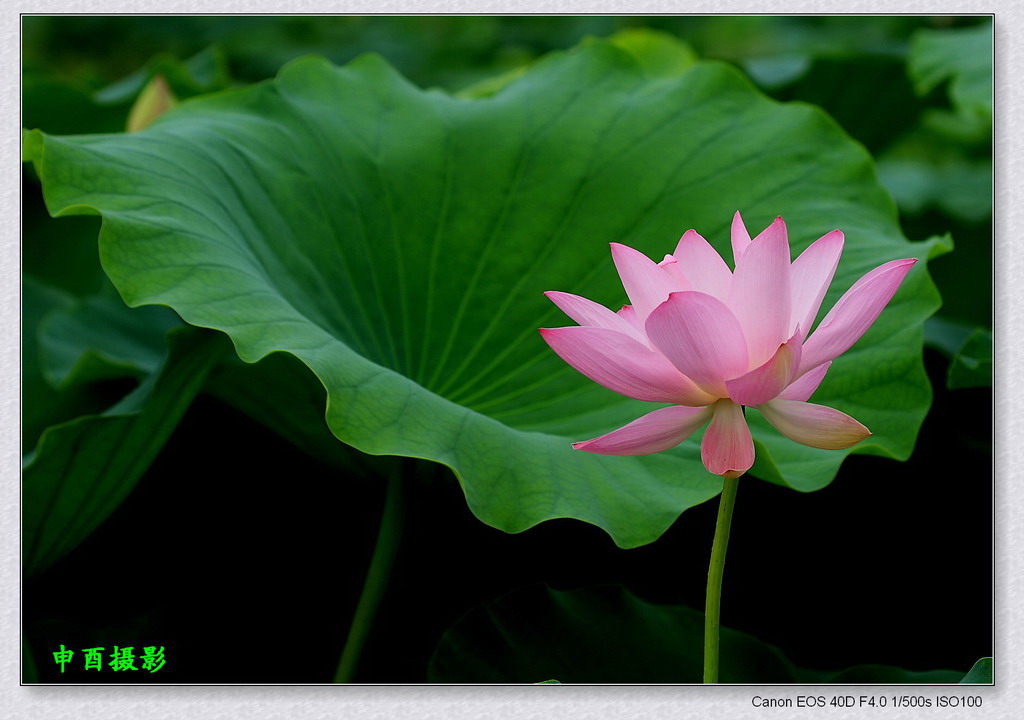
[616,304,646,335]
[644,291,749,397]
[778,361,831,401]
[799,258,918,374]
[725,333,801,407]
[544,291,646,344]
[727,217,793,368]
[572,405,713,456]
[610,243,679,325]
[731,211,752,267]
[672,229,732,302]
[657,254,692,292]
[790,230,844,340]
[539,326,715,405]
[701,399,754,478]
[758,399,871,450]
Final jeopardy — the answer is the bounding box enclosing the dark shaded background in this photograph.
[25,350,991,682]
[23,15,991,683]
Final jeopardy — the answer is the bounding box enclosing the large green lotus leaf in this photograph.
[25,39,940,547]
[24,328,226,576]
[428,584,965,683]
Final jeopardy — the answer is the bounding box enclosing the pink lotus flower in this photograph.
[540,213,917,478]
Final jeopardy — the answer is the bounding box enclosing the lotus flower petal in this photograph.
[731,210,752,266]
[539,325,715,405]
[657,255,691,292]
[616,304,646,335]
[758,399,871,450]
[645,291,749,397]
[573,405,713,456]
[728,217,792,368]
[610,242,680,325]
[701,399,754,478]
[777,361,831,402]
[790,230,844,340]
[725,333,802,407]
[544,291,647,344]
[799,258,918,374]
[672,229,732,302]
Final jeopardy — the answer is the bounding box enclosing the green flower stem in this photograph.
[333,459,409,683]
[703,474,740,684]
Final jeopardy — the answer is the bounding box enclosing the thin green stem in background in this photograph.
[333,459,410,683]
[703,474,740,684]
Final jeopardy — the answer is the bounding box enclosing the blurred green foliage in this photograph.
[23,15,983,95]
[910,22,992,120]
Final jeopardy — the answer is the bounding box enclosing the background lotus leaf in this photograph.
[428,584,967,683]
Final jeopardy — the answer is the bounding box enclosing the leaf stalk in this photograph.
[333,458,409,683]
[703,474,740,684]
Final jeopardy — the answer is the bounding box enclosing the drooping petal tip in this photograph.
[700,400,755,477]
